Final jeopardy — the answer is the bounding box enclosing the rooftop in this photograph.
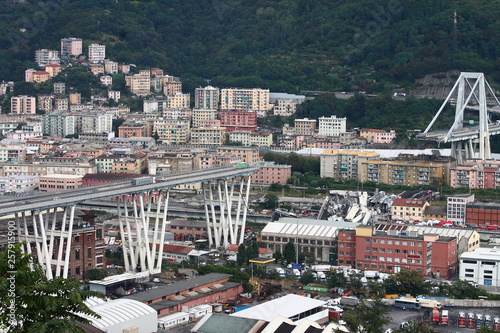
[231,294,326,322]
[124,273,231,303]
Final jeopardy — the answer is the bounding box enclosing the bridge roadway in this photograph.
[417,123,500,142]
[0,164,261,218]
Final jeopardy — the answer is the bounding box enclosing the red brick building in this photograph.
[219,110,257,132]
[337,226,457,278]
[466,202,500,226]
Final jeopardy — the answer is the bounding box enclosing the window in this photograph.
[372,256,377,260]
[402,241,408,246]
[380,248,385,252]
[380,240,385,244]
[387,249,393,253]
[395,241,400,245]
[388,240,393,245]
[365,247,370,251]
[465,269,474,272]
[365,255,370,259]
[387,257,393,262]
[482,261,495,266]
[465,274,474,277]
[395,249,400,254]
[372,248,377,252]
[75,249,80,260]
[365,239,370,243]
[484,270,493,274]
[87,247,92,258]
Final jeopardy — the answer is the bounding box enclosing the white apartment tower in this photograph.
[318,115,347,136]
[11,96,36,114]
[88,44,106,63]
[35,49,60,67]
[60,38,83,57]
[195,86,220,110]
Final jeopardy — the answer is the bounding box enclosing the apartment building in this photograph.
[270,93,305,117]
[338,226,458,278]
[80,113,113,134]
[250,132,273,147]
[60,37,83,57]
[125,74,151,96]
[143,99,167,113]
[216,147,261,164]
[320,150,380,180]
[25,69,37,83]
[108,90,120,101]
[190,127,226,145]
[253,163,291,185]
[53,82,65,95]
[69,93,81,105]
[162,108,192,120]
[35,49,60,67]
[318,115,347,136]
[195,86,220,110]
[32,71,50,83]
[0,175,38,193]
[163,79,182,96]
[359,129,397,144]
[165,92,190,109]
[11,96,36,114]
[449,159,500,189]
[95,152,147,174]
[89,64,104,75]
[54,98,69,111]
[220,88,272,116]
[391,198,430,222]
[88,44,106,63]
[447,194,475,225]
[294,118,317,136]
[39,174,83,191]
[100,75,112,86]
[360,160,446,186]
[0,161,96,177]
[103,59,118,74]
[154,119,190,144]
[192,109,217,128]
[228,130,251,146]
[45,64,62,78]
[219,110,257,132]
[118,121,148,138]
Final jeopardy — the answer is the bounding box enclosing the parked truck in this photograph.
[467,313,475,329]
[458,312,466,328]
[131,177,155,186]
[340,296,359,306]
[431,309,440,323]
[440,310,449,325]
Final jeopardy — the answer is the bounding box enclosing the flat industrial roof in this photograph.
[461,247,500,261]
[231,294,326,322]
[124,273,231,303]
[262,218,359,238]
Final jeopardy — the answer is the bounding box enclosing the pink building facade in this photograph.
[39,174,83,192]
[254,163,292,185]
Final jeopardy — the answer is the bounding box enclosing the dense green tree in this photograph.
[383,269,430,296]
[84,268,107,281]
[283,241,296,264]
[237,243,247,266]
[343,298,391,333]
[299,270,315,285]
[449,280,488,299]
[0,243,103,332]
[247,242,259,260]
[261,193,279,209]
[326,268,348,290]
[272,250,283,264]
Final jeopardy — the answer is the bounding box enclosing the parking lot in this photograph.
[387,307,500,332]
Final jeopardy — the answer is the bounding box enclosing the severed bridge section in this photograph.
[417,72,500,164]
[0,164,262,278]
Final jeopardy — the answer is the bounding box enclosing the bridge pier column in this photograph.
[203,175,253,249]
[117,191,163,274]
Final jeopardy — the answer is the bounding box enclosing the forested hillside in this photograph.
[0,0,499,93]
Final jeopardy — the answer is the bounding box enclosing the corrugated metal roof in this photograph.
[81,298,156,329]
[194,313,261,333]
[262,220,358,238]
[231,295,326,322]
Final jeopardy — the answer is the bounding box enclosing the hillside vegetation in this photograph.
[0,0,499,93]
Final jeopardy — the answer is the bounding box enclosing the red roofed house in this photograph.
[391,199,430,222]
[32,71,50,83]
